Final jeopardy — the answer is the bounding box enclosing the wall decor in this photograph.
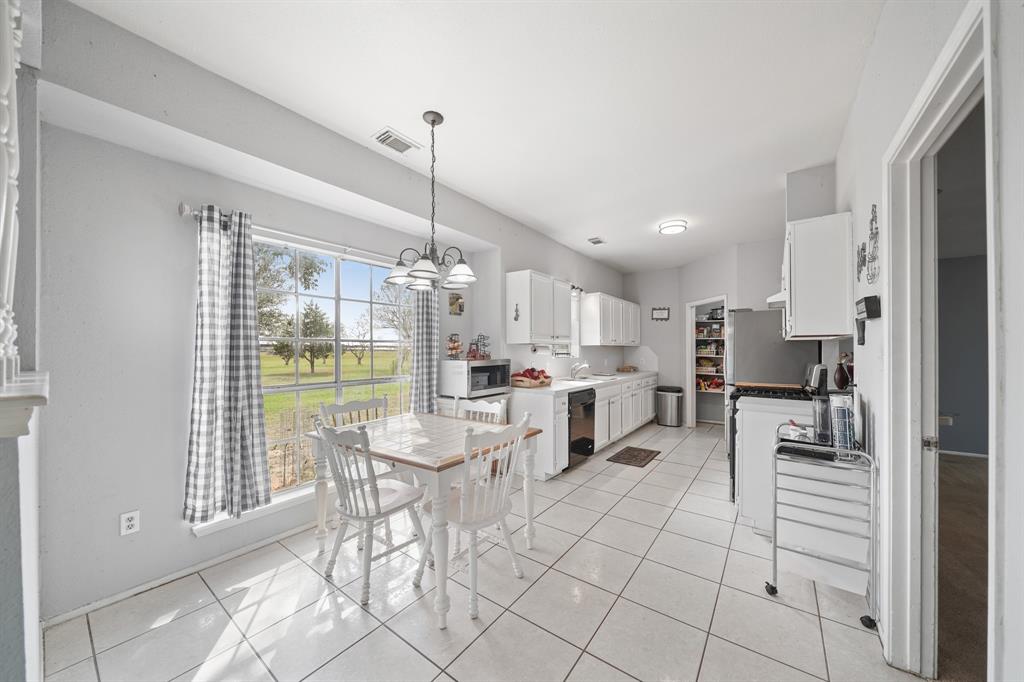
[448,292,465,316]
[651,307,670,321]
[857,203,880,284]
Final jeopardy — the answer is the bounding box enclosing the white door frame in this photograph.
[881,1,997,677]
[684,294,728,428]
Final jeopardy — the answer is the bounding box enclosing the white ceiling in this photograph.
[71,0,883,273]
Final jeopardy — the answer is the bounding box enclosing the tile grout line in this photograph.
[194,570,281,682]
[692,520,735,681]
[816,583,832,682]
[85,613,101,682]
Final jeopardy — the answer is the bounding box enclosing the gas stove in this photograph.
[729,386,811,401]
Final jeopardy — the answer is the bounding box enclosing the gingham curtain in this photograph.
[410,288,439,413]
[183,206,271,523]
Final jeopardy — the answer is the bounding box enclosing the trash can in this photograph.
[656,386,684,427]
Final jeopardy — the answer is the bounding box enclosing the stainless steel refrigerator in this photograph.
[724,309,820,499]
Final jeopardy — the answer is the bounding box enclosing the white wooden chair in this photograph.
[455,397,507,424]
[320,398,406,547]
[451,397,508,556]
[313,415,426,604]
[413,414,531,619]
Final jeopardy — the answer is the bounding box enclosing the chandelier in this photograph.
[384,111,476,291]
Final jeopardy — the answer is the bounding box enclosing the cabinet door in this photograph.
[632,303,642,345]
[554,407,569,472]
[787,214,853,338]
[632,391,642,428]
[609,396,622,440]
[600,295,614,344]
[645,387,656,421]
[552,279,572,341]
[530,272,554,342]
[611,299,623,344]
[623,304,634,345]
[594,398,609,451]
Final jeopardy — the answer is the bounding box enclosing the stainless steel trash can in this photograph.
[656,386,684,427]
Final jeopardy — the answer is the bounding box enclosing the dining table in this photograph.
[304,412,542,629]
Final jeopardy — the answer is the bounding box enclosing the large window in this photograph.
[255,238,413,493]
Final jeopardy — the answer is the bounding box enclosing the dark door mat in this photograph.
[606,446,660,467]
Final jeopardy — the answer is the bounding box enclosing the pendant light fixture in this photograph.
[385,111,476,291]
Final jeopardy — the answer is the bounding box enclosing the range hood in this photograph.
[766,290,787,309]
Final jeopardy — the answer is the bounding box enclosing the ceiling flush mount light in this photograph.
[658,219,688,235]
[384,110,476,290]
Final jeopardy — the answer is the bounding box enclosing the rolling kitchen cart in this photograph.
[765,424,878,630]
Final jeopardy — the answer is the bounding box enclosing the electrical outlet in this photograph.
[120,510,140,536]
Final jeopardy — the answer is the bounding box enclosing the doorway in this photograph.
[935,100,988,681]
[684,295,728,428]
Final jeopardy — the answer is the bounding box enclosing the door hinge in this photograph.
[922,436,940,449]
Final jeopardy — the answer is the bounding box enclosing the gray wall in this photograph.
[36,1,626,619]
[937,256,987,454]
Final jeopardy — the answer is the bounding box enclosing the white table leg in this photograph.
[430,480,451,629]
[313,438,329,550]
[523,439,536,550]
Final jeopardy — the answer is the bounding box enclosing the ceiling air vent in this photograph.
[374,127,421,155]
[588,237,606,245]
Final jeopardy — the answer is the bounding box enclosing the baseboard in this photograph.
[939,449,988,459]
[41,520,318,629]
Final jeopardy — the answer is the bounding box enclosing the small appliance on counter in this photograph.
[438,358,511,399]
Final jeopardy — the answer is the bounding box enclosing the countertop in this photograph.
[510,370,659,397]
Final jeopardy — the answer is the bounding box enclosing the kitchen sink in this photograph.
[555,377,607,384]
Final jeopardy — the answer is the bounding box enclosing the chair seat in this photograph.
[423,484,512,531]
[336,479,424,519]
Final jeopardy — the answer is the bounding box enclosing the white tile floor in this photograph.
[43,422,918,682]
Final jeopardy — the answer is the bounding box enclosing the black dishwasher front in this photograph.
[568,388,597,468]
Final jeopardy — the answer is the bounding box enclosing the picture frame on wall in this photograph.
[651,307,670,321]
[448,293,465,316]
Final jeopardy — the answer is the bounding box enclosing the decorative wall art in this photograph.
[448,292,465,316]
[857,204,880,284]
[651,307,670,321]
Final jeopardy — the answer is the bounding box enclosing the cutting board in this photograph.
[735,381,803,390]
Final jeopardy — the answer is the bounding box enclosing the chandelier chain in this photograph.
[429,121,437,244]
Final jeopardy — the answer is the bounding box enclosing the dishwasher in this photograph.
[568,388,596,469]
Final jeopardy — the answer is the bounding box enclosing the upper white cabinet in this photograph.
[768,212,854,339]
[552,279,572,342]
[507,270,574,345]
[581,293,641,346]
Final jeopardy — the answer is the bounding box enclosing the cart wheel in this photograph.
[860,615,877,630]
[764,582,778,596]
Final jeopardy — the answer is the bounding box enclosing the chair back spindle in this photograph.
[313,416,382,517]
[456,397,507,424]
[320,397,389,428]
[459,414,530,523]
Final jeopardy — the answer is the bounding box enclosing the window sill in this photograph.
[191,482,323,537]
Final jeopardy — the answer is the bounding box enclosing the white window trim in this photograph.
[191,481,332,537]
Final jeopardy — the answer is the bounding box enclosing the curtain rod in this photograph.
[177,201,396,265]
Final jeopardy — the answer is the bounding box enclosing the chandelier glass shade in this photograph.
[384,110,476,291]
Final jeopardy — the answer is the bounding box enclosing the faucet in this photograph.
[570,362,590,379]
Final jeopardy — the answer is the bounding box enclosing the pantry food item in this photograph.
[512,367,552,387]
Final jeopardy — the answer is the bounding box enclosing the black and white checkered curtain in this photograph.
[184,206,271,523]
[410,288,439,414]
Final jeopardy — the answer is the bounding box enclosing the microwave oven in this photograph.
[438,359,511,399]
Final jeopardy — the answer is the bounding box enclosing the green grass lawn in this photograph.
[259,349,410,491]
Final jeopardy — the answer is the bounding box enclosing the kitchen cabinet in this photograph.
[767,213,854,339]
[554,399,569,472]
[552,279,572,342]
[631,387,642,432]
[507,270,569,345]
[735,396,813,534]
[581,293,641,346]
[594,395,610,451]
[608,393,623,440]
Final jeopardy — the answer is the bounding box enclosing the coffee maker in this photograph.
[804,364,832,444]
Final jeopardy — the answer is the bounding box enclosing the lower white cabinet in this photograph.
[595,396,610,451]
[631,389,642,430]
[642,385,656,421]
[554,400,569,472]
[736,397,813,534]
[608,394,623,441]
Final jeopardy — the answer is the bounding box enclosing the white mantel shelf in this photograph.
[0,372,49,438]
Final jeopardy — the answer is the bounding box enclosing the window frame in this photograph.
[254,236,413,495]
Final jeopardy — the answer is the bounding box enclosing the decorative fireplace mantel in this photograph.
[0,370,46,437]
